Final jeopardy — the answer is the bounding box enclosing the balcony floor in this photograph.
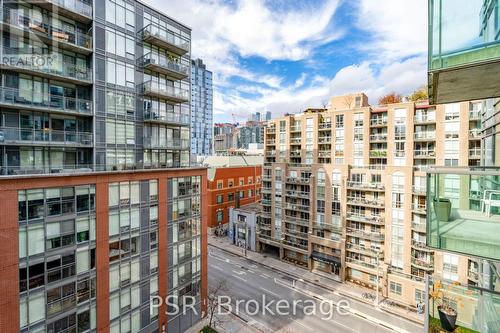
[430,209,500,260]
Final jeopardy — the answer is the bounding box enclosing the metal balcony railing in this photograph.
[370,117,388,126]
[3,10,92,50]
[411,257,434,269]
[143,137,190,150]
[318,122,332,129]
[411,222,426,233]
[139,52,189,79]
[414,132,436,140]
[346,212,385,225]
[346,181,385,191]
[414,114,436,123]
[143,110,190,125]
[414,149,436,157]
[290,125,301,132]
[139,81,189,102]
[346,196,385,208]
[140,23,190,55]
[346,228,384,241]
[412,203,427,214]
[469,148,482,158]
[369,134,387,141]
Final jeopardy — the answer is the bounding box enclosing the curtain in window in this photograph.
[109,265,119,291]
[28,224,44,256]
[77,248,90,274]
[109,293,120,320]
[150,251,158,272]
[109,212,119,236]
[109,184,119,207]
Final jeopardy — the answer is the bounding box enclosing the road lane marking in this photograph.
[209,264,223,271]
[260,287,280,297]
[260,273,271,279]
[290,318,313,331]
[233,275,247,282]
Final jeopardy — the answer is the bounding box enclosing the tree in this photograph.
[407,85,428,102]
[378,92,402,105]
[205,278,228,330]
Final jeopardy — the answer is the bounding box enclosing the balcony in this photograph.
[427,277,500,332]
[282,239,308,252]
[285,190,310,199]
[285,203,310,213]
[412,203,427,214]
[410,257,434,270]
[369,149,387,158]
[2,10,92,54]
[266,127,276,134]
[0,49,92,85]
[346,243,383,258]
[139,53,189,80]
[411,222,427,233]
[318,150,331,158]
[414,149,436,158]
[265,150,276,157]
[266,139,276,145]
[369,134,387,142]
[346,181,385,191]
[414,131,436,141]
[346,196,385,208]
[0,87,92,116]
[140,24,190,56]
[469,147,481,159]
[261,198,272,206]
[143,138,190,150]
[469,128,482,140]
[318,136,331,144]
[428,0,500,104]
[284,216,310,227]
[289,150,301,157]
[414,114,436,124]
[346,212,385,225]
[318,122,332,130]
[25,0,92,23]
[143,110,190,126]
[412,239,433,251]
[290,125,301,132]
[283,229,309,240]
[346,228,384,241]
[427,167,500,261]
[140,81,189,103]
[312,223,342,234]
[0,127,92,147]
[412,185,427,195]
[286,177,310,184]
[370,117,388,127]
[345,257,378,273]
[469,110,481,120]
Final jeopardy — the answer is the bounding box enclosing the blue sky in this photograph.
[147,0,428,122]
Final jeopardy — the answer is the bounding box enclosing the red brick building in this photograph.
[204,156,262,231]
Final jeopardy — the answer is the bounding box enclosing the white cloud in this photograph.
[355,0,427,59]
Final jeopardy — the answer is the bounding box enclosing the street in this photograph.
[208,245,423,333]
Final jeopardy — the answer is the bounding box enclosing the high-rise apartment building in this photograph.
[426,1,500,331]
[0,1,208,332]
[260,92,484,310]
[190,59,213,157]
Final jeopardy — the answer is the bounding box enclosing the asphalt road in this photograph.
[208,245,423,333]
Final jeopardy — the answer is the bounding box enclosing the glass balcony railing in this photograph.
[139,81,189,103]
[427,167,500,261]
[143,110,190,126]
[1,48,92,83]
[140,24,190,55]
[3,11,92,51]
[427,277,500,332]
[139,53,189,79]
[0,87,92,114]
[44,0,92,20]
[429,0,500,72]
[143,137,190,150]
[428,0,500,103]
[0,127,92,146]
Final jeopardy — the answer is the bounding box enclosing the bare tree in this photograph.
[205,278,228,330]
[342,95,354,109]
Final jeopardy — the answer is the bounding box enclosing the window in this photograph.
[390,281,402,295]
[216,195,223,204]
[216,210,223,223]
[415,289,424,303]
[248,190,253,197]
[443,254,459,281]
[239,191,244,199]
[217,181,223,189]
[106,0,135,30]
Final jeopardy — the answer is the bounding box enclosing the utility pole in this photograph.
[375,251,380,306]
[244,223,248,257]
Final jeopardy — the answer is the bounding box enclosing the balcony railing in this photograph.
[0,86,92,115]
[286,177,310,184]
[143,138,190,150]
[266,139,276,145]
[266,128,276,134]
[369,134,387,141]
[469,110,481,120]
[412,185,427,195]
[410,257,434,269]
[140,24,190,55]
[0,127,92,146]
[412,203,427,214]
[414,132,436,140]
[285,203,310,213]
[143,110,190,126]
[290,125,301,132]
[414,149,436,158]
[469,129,482,139]
[265,150,276,156]
[346,228,384,241]
[345,257,378,270]
[370,117,388,126]
[469,147,481,158]
[312,222,342,233]
[427,167,500,261]
[285,190,310,199]
[27,0,93,21]
[139,53,189,79]
[346,196,385,208]
[318,136,331,143]
[369,149,387,157]
[346,181,385,191]
[282,239,308,251]
[1,48,92,83]
[284,216,310,227]
[318,122,332,129]
[411,239,430,251]
[346,212,385,225]
[346,243,382,257]
[140,81,189,103]
[411,222,426,233]
[318,150,331,158]
[414,114,436,123]
[3,10,92,52]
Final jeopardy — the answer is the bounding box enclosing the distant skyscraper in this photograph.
[191,59,213,157]
[265,111,272,121]
[252,112,261,122]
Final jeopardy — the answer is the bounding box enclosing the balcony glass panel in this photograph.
[427,167,500,260]
[429,0,500,71]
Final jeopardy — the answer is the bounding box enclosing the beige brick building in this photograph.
[259,93,483,308]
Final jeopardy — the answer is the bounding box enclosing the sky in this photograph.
[146,0,428,123]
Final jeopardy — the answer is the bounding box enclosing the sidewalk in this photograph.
[208,235,424,326]
[185,314,259,333]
